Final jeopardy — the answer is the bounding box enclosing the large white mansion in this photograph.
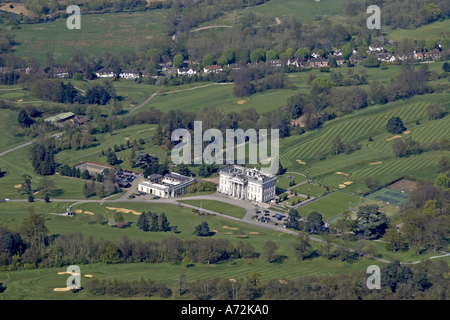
[138,172,194,198]
[219,165,277,202]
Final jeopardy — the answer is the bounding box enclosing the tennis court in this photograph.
[364,187,409,205]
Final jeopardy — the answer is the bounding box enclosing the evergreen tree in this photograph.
[147,212,159,231]
[17,109,34,128]
[193,221,212,237]
[158,212,170,231]
[81,169,90,180]
[137,212,149,231]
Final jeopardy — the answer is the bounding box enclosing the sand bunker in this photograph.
[223,226,238,230]
[14,184,22,188]
[296,159,306,164]
[279,280,288,284]
[84,274,93,278]
[403,130,411,134]
[249,232,260,234]
[237,100,246,104]
[124,137,130,140]
[338,184,347,189]
[84,211,94,215]
[54,287,71,292]
[57,272,80,275]
[17,99,23,102]
[386,135,402,141]
[75,210,82,213]
[370,161,383,165]
[344,181,353,185]
[106,207,142,215]
[336,172,349,176]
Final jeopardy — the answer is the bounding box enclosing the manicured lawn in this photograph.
[285,195,306,205]
[296,192,364,221]
[279,92,450,194]
[0,108,33,152]
[290,183,328,198]
[275,172,307,190]
[178,199,247,219]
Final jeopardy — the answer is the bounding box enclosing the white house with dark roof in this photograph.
[119,69,140,80]
[287,58,299,67]
[177,67,199,76]
[203,65,223,74]
[95,68,115,78]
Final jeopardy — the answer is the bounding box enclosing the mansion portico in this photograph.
[219,165,276,203]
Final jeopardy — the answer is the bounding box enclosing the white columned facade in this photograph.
[219,165,276,203]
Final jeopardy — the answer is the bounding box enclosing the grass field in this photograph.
[64,79,161,113]
[275,172,306,190]
[385,19,450,42]
[10,10,170,65]
[279,92,450,194]
[296,191,364,221]
[178,199,247,219]
[290,183,328,197]
[0,108,33,152]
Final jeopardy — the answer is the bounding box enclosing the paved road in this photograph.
[0,141,34,157]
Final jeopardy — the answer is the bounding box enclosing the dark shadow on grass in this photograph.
[272,255,288,265]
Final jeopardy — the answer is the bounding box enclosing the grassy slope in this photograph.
[179,199,247,219]
[385,19,450,42]
[10,9,170,65]
[279,93,450,194]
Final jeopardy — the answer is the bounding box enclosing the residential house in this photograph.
[269,59,282,67]
[376,53,396,63]
[95,68,115,78]
[308,58,329,68]
[53,68,69,78]
[227,63,240,69]
[414,52,424,60]
[203,65,223,74]
[368,44,383,53]
[335,56,346,65]
[177,67,199,76]
[425,49,441,60]
[349,55,363,65]
[287,58,299,67]
[333,49,342,56]
[119,69,140,80]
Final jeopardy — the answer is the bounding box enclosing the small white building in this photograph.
[119,69,140,80]
[203,65,222,74]
[95,68,115,78]
[219,165,277,203]
[138,173,194,198]
[287,58,299,67]
[177,67,199,76]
